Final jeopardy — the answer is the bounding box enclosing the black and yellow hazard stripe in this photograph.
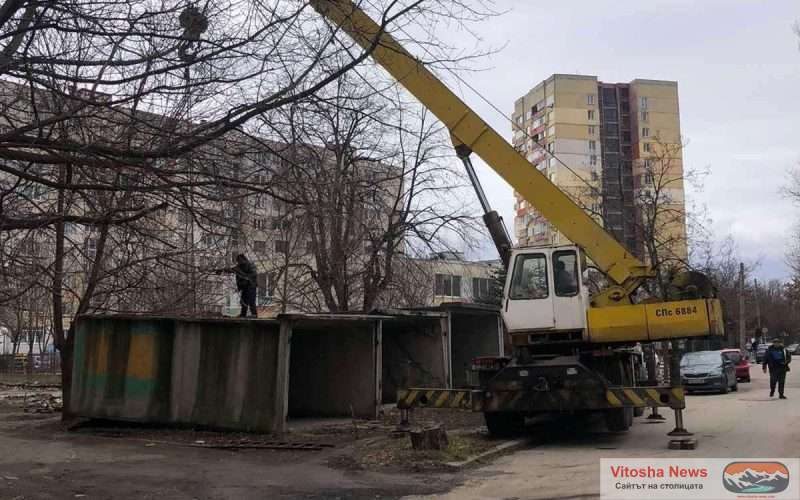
[397,388,473,409]
[606,386,685,409]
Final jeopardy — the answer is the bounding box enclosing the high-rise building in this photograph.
[511,74,687,264]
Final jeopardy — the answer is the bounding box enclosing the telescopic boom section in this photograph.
[310,0,652,288]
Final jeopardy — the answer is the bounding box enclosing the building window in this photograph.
[644,159,653,169]
[588,140,596,151]
[224,204,241,220]
[642,127,650,138]
[587,94,594,105]
[472,277,492,300]
[270,217,290,231]
[643,142,652,153]
[85,238,97,258]
[587,110,595,120]
[435,274,462,297]
[643,172,654,185]
[275,240,289,253]
[588,126,595,135]
[640,96,649,109]
[591,170,599,181]
[253,218,267,230]
[590,155,597,166]
[547,142,554,153]
[254,240,267,254]
[640,111,649,122]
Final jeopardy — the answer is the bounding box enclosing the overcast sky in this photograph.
[431,0,799,281]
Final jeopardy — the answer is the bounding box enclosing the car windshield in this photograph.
[722,351,742,364]
[681,351,721,367]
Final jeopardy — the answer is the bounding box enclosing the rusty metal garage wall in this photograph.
[287,319,380,419]
[380,315,448,404]
[169,320,285,431]
[71,317,175,422]
[448,308,503,388]
[71,316,286,433]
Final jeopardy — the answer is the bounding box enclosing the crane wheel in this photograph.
[484,412,525,438]
[605,407,633,432]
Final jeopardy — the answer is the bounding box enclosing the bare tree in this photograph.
[257,74,479,312]
[0,0,498,415]
[633,138,711,299]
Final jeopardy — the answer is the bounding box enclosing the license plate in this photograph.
[687,378,706,384]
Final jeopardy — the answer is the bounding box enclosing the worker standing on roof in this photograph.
[216,254,259,318]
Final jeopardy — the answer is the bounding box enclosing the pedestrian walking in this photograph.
[762,338,791,399]
[216,253,259,317]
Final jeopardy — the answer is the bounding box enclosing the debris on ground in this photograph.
[71,422,341,452]
[0,382,63,414]
[23,394,62,413]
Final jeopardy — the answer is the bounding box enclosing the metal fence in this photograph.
[0,353,61,375]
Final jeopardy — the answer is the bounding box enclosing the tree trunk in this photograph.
[59,327,75,420]
[409,424,449,450]
[26,331,33,375]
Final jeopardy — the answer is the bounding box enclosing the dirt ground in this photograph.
[0,383,499,499]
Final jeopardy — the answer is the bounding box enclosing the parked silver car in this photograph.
[680,350,738,394]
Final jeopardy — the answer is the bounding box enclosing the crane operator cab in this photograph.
[503,245,589,341]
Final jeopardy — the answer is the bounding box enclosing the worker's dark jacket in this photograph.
[763,346,791,371]
[232,261,258,291]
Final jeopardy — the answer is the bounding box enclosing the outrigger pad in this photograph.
[668,438,698,450]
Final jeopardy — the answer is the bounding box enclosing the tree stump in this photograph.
[409,424,448,450]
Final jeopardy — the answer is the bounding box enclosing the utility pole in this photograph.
[738,263,746,349]
[754,278,762,331]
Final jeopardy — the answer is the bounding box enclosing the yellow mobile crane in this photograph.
[310,0,724,436]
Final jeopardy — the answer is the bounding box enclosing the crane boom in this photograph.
[309,0,652,296]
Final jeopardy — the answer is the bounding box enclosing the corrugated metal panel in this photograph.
[72,316,284,432]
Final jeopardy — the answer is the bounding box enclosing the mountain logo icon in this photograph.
[723,462,789,494]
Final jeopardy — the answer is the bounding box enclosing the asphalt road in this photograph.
[2,366,797,499]
[415,364,800,500]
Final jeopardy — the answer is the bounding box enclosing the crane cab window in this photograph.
[553,250,579,297]
[509,253,548,300]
